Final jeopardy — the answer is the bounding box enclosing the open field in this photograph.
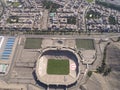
[47,59,69,75]
[24,38,42,49]
[76,39,95,50]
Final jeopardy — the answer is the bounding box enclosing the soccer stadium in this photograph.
[36,47,81,86]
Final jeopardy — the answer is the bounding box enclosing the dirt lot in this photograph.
[82,42,120,90]
[105,43,120,90]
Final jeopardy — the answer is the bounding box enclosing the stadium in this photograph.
[36,47,81,86]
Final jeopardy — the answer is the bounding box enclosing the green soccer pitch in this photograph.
[24,38,42,49]
[47,59,69,75]
[76,39,95,50]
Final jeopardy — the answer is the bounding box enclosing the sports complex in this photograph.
[0,36,97,89]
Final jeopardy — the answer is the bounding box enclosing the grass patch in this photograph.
[47,59,69,75]
[76,39,95,50]
[87,0,94,3]
[12,2,21,7]
[24,38,42,49]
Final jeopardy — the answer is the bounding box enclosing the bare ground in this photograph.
[82,42,120,90]
[105,43,120,90]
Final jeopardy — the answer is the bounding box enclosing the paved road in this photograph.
[23,33,120,40]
